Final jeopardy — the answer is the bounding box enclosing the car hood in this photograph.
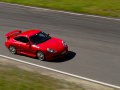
[37,37,64,51]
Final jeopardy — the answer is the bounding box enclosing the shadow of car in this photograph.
[48,51,76,63]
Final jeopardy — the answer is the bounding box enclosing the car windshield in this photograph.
[30,32,51,45]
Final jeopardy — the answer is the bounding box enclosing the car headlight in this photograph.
[62,41,67,47]
[47,48,55,53]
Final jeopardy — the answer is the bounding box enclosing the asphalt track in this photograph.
[0,3,120,87]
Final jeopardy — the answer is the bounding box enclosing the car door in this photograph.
[14,36,31,54]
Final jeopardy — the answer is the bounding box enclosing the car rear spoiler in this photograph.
[5,30,22,39]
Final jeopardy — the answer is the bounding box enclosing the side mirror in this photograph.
[26,42,31,46]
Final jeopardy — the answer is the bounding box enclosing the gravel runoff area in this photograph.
[0,56,119,90]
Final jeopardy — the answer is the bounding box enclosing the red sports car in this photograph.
[5,29,68,61]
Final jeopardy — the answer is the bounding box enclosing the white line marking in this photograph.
[0,2,120,89]
[0,2,120,21]
[0,54,120,89]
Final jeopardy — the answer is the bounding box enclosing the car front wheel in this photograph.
[36,51,45,61]
[9,46,16,54]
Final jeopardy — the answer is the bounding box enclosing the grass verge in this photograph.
[0,0,120,18]
[0,64,84,90]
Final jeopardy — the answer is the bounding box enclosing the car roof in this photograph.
[19,29,41,37]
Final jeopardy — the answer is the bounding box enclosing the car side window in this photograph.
[14,36,29,43]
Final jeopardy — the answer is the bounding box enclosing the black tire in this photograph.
[36,51,45,61]
[9,46,16,54]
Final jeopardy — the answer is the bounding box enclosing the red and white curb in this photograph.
[0,54,120,89]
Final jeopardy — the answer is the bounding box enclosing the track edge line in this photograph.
[0,2,120,21]
[0,54,120,89]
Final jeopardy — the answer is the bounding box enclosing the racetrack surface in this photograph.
[0,3,120,87]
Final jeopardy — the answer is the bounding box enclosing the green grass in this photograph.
[0,0,120,18]
[0,64,84,90]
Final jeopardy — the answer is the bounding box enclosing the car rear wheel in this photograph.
[9,46,16,54]
[37,51,45,61]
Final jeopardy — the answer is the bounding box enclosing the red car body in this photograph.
[5,29,68,61]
